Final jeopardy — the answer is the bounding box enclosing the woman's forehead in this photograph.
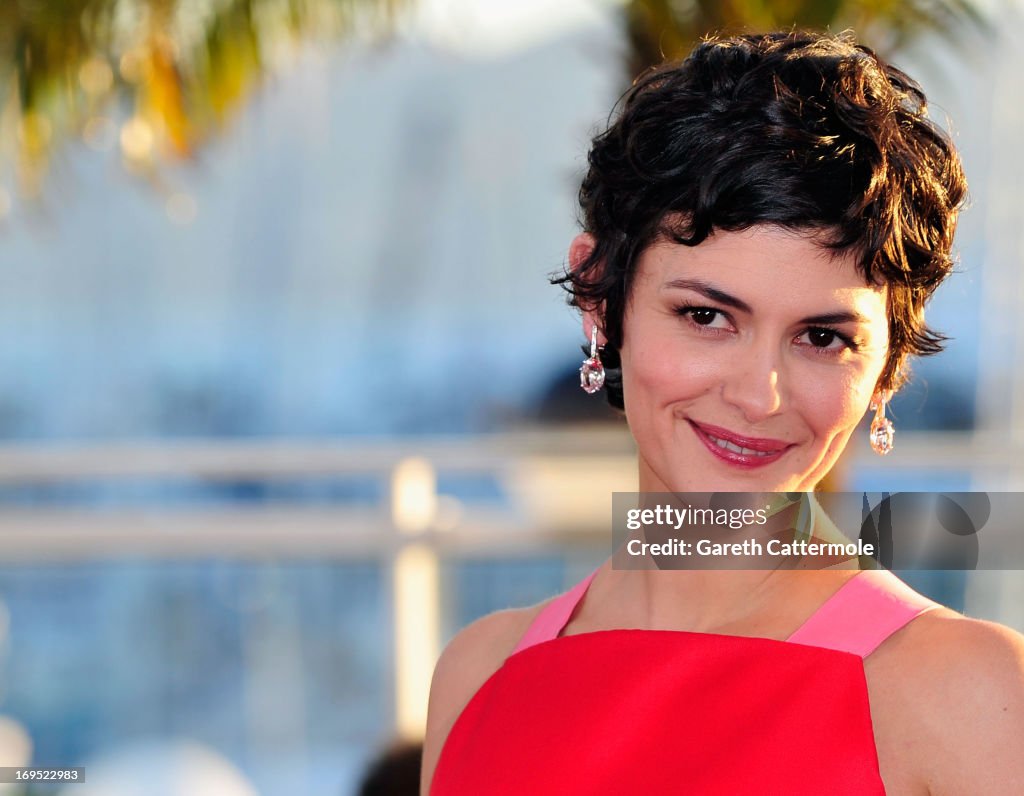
[636,226,888,311]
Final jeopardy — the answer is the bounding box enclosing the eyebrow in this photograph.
[661,278,870,325]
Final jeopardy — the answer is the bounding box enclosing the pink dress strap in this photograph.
[509,565,600,657]
[785,568,940,658]
[510,565,941,661]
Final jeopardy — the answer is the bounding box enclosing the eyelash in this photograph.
[672,303,860,357]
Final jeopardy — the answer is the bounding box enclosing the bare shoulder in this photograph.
[868,606,1024,795]
[420,597,551,795]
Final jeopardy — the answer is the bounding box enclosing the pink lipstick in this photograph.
[688,420,793,468]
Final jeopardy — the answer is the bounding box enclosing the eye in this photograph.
[689,308,719,326]
[674,305,731,330]
[807,328,839,347]
[797,327,856,354]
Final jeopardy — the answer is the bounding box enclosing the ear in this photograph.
[568,232,606,345]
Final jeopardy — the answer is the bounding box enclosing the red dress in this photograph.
[430,566,939,795]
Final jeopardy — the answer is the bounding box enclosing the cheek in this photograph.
[796,368,874,438]
[620,321,724,410]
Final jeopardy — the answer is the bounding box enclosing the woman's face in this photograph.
[577,225,890,492]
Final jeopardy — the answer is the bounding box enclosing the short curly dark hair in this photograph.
[554,30,967,411]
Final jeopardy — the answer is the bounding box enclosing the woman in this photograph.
[422,31,1024,794]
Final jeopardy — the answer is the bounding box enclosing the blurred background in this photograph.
[0,0,1022,793]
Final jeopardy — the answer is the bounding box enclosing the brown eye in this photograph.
[807,328,837,347]
[690,308,718,325]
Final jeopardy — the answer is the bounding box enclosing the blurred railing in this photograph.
[0,429,1022,560]
[1,427,1022,739]
[0,428,638,560]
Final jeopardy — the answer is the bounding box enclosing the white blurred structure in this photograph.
[62,739,257,796]
[0,714,33,796]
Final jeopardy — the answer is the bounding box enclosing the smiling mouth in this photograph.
[705,435,777,457]
[687,420,794,466]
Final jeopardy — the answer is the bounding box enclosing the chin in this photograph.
[661,453,816,494]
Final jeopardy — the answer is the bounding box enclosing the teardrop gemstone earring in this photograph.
[579,325,606,394]
[869,391,895,455]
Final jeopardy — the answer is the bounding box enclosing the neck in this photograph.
[607,484,831,633]
[607,545,803,634]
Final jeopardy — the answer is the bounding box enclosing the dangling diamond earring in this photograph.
[869,391,895,455]
[579,325,606,394]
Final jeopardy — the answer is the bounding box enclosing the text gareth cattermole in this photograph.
[625,504,770,531]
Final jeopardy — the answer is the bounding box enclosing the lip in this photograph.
[688,420,794,469]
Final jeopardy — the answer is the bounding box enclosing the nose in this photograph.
[720,343,785,424]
